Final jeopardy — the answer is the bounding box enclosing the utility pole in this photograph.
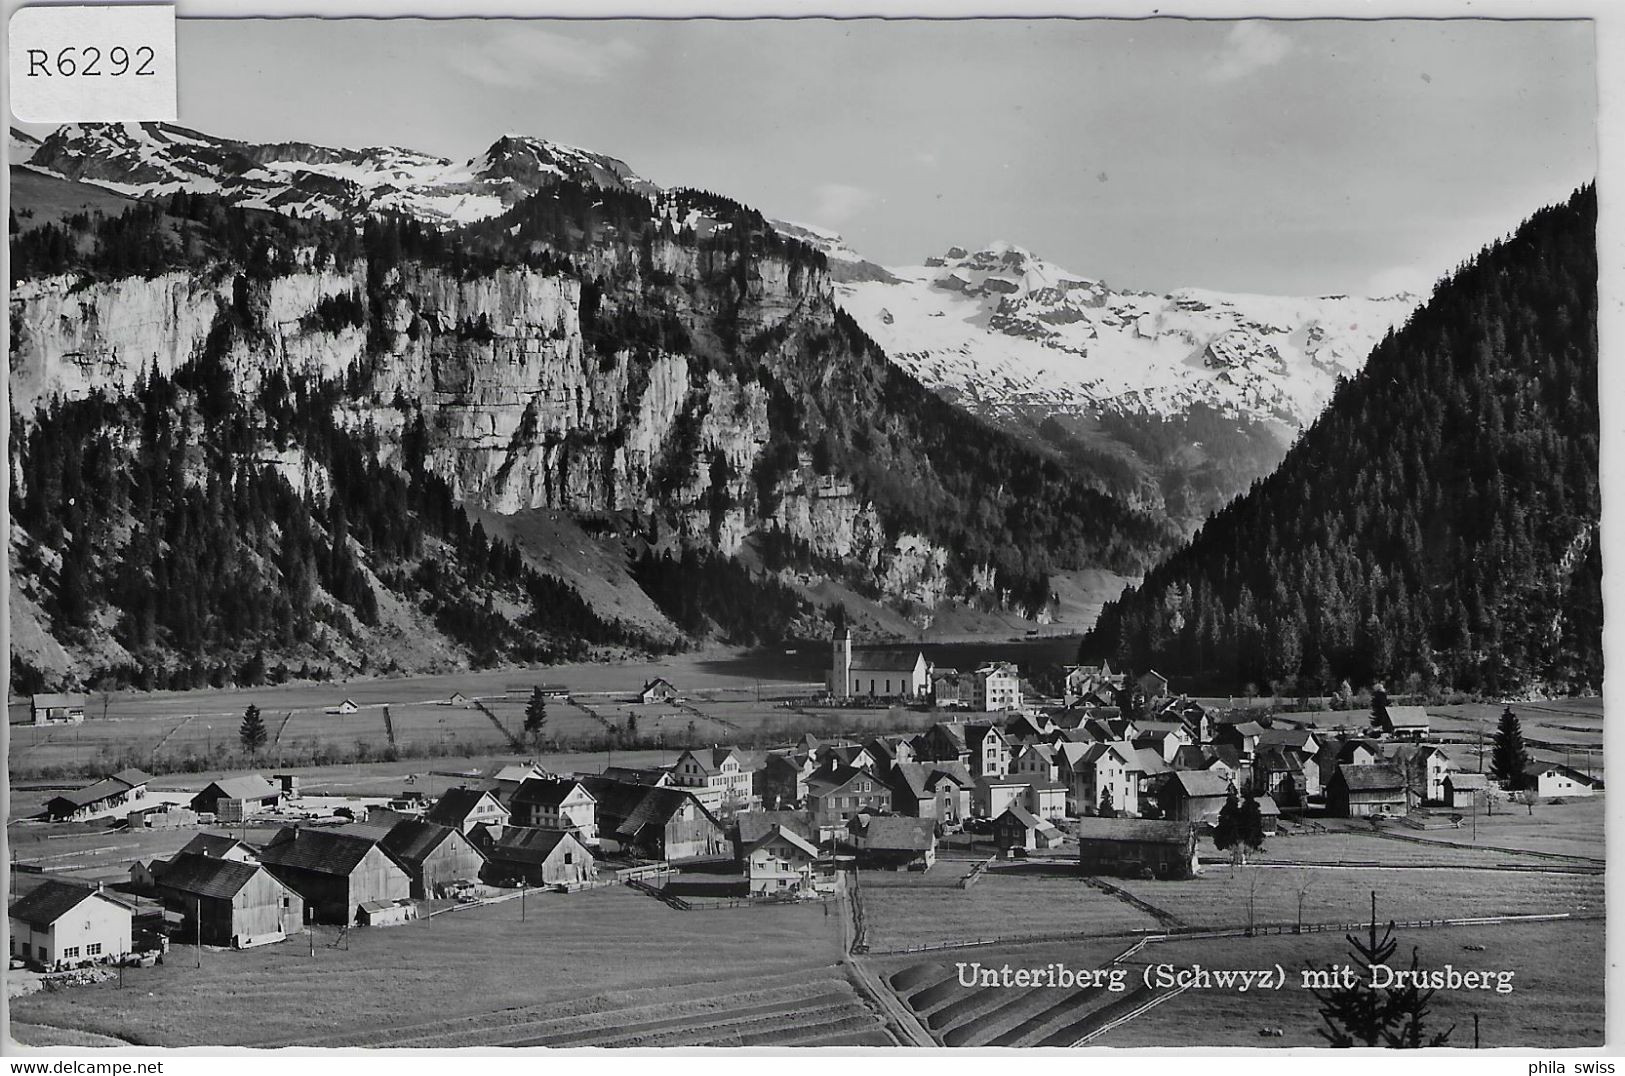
[520,880,527,922]
[195,898,202,968]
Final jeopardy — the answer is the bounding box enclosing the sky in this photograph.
[20,17,1598,295]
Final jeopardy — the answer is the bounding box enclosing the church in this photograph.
[827,626,930,700]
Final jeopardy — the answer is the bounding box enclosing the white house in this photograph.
[672,748,759,812]
[972,663,1022,712]
[10,881,134,971]
[510,778,599,843]
[1522,763,1603,798]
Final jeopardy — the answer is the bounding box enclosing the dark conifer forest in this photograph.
[1085,186,1599,696]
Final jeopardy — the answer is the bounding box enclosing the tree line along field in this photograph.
[9,884,893,1048]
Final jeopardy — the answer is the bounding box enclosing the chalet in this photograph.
[972,663,1023,712]
[1385,743,1453,804]
[805,765,892,825]
[1327,765,1408,818]
[43,768,152,822]
[1252,746,1317,806]
[638,677,679,704]
[1155,770,1233,823]
[483,827,596,887]
[1316,738,1381,788]
[443,691,471,707]
[257,827,412,924]
[993,803,1063,854]
[757,752,817,809]
[153,853,304,948]
[1061,662,1119,706]
[1010,743,1060,782]
[1076,818,1198,880]
[822,742,879,772]
[735,812,823,895]
[510,777,598,842]
[865,735,918,769]
[918,723,971,767]
[1215,721,1267,758]
[1377,704,1430,741]
[1004,712,1054,744]
[190,775,281,821]
[1442,772,1488,809]
[425,787,509,837]
[828,626,929,699]
[327,698,361,715]
[1136,669,1171,700]
[1521,763,1603,798]
[178,832,259,862]
[578,777,728,861]
[965,723,1012,777]
[31,693,86,725]
[1133,722,1193,763]
[847,815,937,870]
[379,819,488,898]
[9,881,134,970]
[671,748,760,812]
[887,761,974,822]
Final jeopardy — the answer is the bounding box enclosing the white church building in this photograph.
[827,626,930,700]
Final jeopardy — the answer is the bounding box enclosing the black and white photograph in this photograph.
[3,10,1606,1052]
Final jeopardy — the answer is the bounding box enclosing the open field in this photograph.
[9,883,892,1048]
[1092,918,1604,1047]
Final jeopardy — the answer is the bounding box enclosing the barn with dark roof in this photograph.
[153,852,304,946]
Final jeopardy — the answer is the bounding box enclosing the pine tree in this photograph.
[239,703,267,755]
[524,687,548,748]
[1307,893,1453,1047]
[1213,787,1243,866]
[1098,786,1116,818]
[1490,707,1530,787]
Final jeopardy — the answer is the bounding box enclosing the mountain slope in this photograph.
[9,125,1176,691]
[1082,186,1599,696]
[817,238,1419,530]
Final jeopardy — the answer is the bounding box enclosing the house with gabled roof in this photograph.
[1010,742,1060,782]
[1155,770,1234,823]
[378,819,488,898]
[1073,741,1142,817]
[993,803,1063,854]
[1133,721,1195,763]
[804,765,892,825]
[511,777,598,843]
[735,812,824,895]
[672,747,761,812]
[425,787,509,837]
[972,662,1023,712]
[577,777,728,862]
[30,692,87,725]
[828,626,930,699]
[1327,764,1408,817]
[1077,818,1198,880]
[964,723,1012,777]
[1252,745,1318,806]
[887,761,974,822]
[638,677,679,704]
[1521,762,1603,798]
[257,827,410,924]
[153,853,304,947]
[1377,704,1430,741]
[1443,771,1489,808]
[756,751,817,809]
[179,832,259,863]
[483,827,595,887]
[9,880,134,970]
[918,722,971,767]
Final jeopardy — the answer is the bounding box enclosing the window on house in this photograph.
[62,946,80,959]
[564,852,573,864]
[86,943,102,956]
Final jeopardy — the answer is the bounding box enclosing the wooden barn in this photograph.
[482,827,596,887]
[257,827,411,924]
[579,778,727,862]
[1076,818,1199,880]
[153,853,304,948]
[1327,764,1408,817]
[190,775,281,821]
[378,819,487,898]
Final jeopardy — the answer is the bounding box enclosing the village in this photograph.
[6,631,1607,1048]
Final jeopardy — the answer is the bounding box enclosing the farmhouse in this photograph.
[993,803,1063,854]
[1155,770,1233,823]
[511,777,598,842]
[379,819,488,898]
[1010,743,1060,782]
[805,765,893,824]
[1327,764,1408,817]
[483,827,596,887]
[190,775,281,821]
[1522,763,1603,798]
[327,698,361,715]
[1386,743,1453,803]
[1443,772,1488,809]
[847,815,937,870]
[179,832,259,862]
[31,692,87,725]
[756,752,817,810]
[918,723,971,767]
[257,827,412,924]
[153,853,304,948]
[828,626,929,699]
[578,778,728,862]
[671,748,760,812]
[887,761,973,822]
[1076,818,1199,880]
[932,669,972,709]
[9,881,134,971]
[639,677,679,704]
[424,787,509,837]
[43,768,152,822]
[735,813,823,895]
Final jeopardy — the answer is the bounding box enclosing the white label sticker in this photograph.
[8,5,176,123]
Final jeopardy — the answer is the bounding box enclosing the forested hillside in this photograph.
[1085,186,1599,696]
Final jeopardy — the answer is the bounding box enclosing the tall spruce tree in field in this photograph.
[1098,786,1116,818]
[239,704,267,755]
[1213,787,1243,865]
[524,687,548,749]
[1490,707,1530,787]
[1308,893,1453,1048]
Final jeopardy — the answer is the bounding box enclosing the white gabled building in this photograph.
[828,627,929,699]
[9,881,134,971]
[972,662,1022,712]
